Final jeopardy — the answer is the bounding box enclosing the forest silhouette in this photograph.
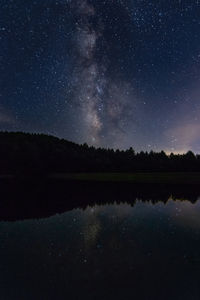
[0,179,199,221]
[0,132,200,221]
[0,132,199,176]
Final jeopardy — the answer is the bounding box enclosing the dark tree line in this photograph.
[0,179,198,221]
[0,132,199,176]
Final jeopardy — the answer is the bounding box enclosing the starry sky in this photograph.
[1,0,200,152]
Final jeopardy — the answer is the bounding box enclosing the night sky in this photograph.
[1,0,200,152]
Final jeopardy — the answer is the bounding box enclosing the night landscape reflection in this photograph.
[1,184,200,300]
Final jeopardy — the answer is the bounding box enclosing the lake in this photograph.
[0,181,200,299]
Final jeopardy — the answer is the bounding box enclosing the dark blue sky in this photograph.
[1,0,200,152]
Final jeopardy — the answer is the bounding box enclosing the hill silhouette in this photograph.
[0,131,199,176]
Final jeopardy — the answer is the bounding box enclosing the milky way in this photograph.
[73,0,103,145]
[71,0,137,148]
[1,0,200,151]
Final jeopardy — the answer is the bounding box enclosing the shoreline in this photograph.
[50,172,200,185]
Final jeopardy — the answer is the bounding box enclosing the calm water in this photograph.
[1,197,200,300]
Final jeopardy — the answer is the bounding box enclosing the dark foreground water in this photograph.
[1,181,200,299]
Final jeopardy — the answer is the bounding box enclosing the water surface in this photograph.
[1,196,200,300]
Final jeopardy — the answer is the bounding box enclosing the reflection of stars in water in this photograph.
[84,220,101,249]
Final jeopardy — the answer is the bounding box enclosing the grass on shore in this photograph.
[51,172,200,185]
